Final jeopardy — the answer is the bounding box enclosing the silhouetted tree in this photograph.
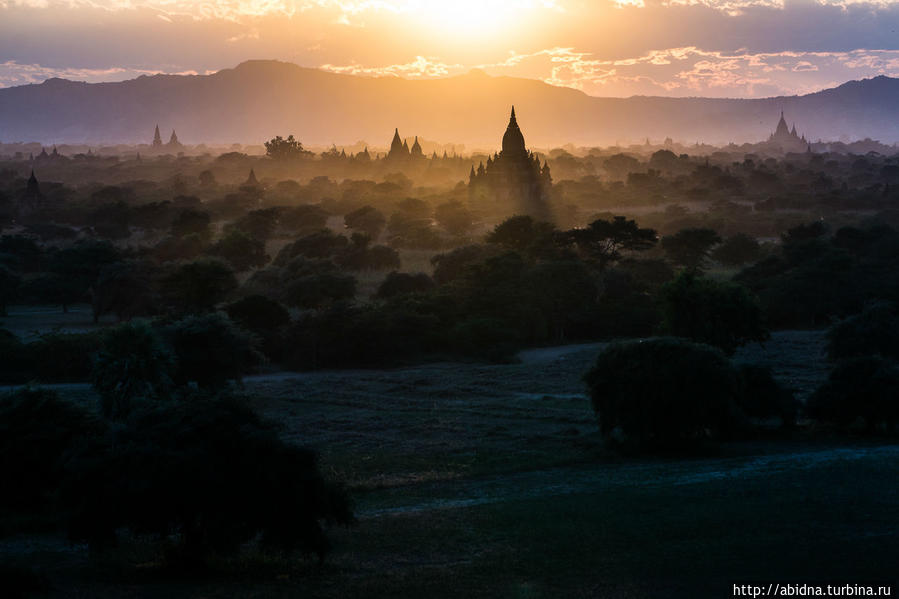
[660,272,768,355]
[162,258,238,313]
[712,233,762,267]
[226,295,290,332]
[563,216,657,269]
[229,208,279,241]
[62,398,353,561]
[91,259,157,323]
[265,135,310,161]
[92,321,174,418]
[171,208,212,241]
[206,230,269,272]
[0,387,103,511]
[486,215,556,254]
[164,313,261,389]
[661,228,722,271]
[376,272,435,299]
[826,302,899,361]
[435,200,474,237]
[344,205,387,239]
[807,356,899,433]
[0,264,20,315]
[585,338,741,451]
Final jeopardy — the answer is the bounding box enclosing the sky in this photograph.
[2,0,899,98]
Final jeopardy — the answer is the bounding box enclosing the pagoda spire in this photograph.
[152,124,163,147]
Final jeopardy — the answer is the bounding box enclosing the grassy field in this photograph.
[3,330,898,597]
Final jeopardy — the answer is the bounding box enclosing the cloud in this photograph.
[320,55,463,77]
[0,60,206,87]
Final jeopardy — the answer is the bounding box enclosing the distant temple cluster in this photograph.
[468,107,551,217]
[151,124,183,151]
[765,111,809,153]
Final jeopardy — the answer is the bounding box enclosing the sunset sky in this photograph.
[2,0,899,98]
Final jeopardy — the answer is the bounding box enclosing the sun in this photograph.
[401,0,551,38]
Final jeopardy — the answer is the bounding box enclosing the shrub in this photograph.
[62,398,353,561]
[735,364,797,427]
[584,338,741,451]
[0,387,103,511]
[806,357,899,433]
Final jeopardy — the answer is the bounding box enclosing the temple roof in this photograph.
[502,106,527,157]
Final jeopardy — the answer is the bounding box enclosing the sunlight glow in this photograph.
[399,0,557,38]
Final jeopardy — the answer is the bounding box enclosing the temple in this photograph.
[468,107,552,218]
[765,111,808,152]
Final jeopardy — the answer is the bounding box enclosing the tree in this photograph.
[486,215,556,254]
[807,356,899,433]
[198,169,217,187]
[171,208,211,241]
[435,200,474,237]
[736,364,797,427]
[712,233,762,267]
[62,398,353,561]
[529,260,599,342]
[92,321,174,419]
[0,264,21,315]
[563,216,657,269]
[274,230,349,265]
[229,208,279,242]
[661,228,722,271]
[91,260,157,323]
[344,205,387,239]
[584,338,741,451]
[430,245,498,285]
[660,272,768,356]
[826,302,899,362]
[376,272,435,299]
[0,387,103,511]
[162,258,238,313]
[206,230,269,272]
[603,153,640,180]
[164,313,262,389]
[265,135,310,161]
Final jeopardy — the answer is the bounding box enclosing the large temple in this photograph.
[468,107,552,218]
[765,111,809,152]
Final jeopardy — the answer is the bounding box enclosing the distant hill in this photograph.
[1,60,898,148]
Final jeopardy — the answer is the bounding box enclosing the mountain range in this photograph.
[1,60,898,148]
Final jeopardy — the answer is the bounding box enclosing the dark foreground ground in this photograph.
[3,331,898,598]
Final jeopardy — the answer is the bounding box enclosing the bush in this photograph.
[660,272,768,356]
[584,338,741,451]
[0,387,103,511]
[826,303,899,361]
[62,398,353,561]
[806,356,899,433]
[162,258,238,314]
[735,364,797,427]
